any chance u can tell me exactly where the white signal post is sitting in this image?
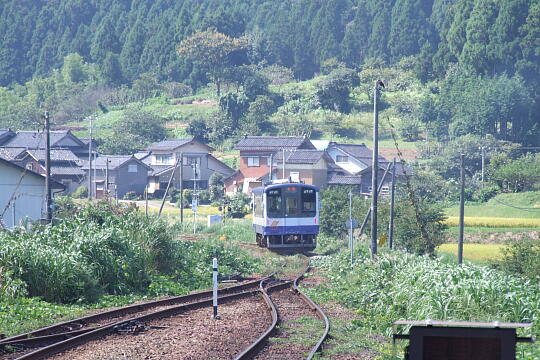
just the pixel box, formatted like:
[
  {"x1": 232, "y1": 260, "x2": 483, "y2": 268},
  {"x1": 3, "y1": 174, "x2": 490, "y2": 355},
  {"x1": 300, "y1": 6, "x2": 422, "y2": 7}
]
[{"x1": 212, "y1": 257, "x2": 219, "y2": 319}]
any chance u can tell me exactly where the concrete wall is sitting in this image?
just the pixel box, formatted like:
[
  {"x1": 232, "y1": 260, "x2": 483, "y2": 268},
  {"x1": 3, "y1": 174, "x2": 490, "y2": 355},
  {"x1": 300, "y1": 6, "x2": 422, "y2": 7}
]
[{"x1": 0, "y1": 162, "x2": 45, "y2": 228}]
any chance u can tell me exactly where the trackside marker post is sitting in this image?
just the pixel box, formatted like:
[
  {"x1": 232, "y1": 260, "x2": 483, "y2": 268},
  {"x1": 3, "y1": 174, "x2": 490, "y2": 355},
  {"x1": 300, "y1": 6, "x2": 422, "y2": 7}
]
[{"x1": 212, "y1": 258, "x2": 219, "y2": 319}]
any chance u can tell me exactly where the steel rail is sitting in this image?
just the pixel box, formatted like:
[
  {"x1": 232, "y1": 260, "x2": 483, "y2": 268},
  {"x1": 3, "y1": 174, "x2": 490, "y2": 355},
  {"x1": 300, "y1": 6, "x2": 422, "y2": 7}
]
[
  {"x1": 232, "y1": 279, "x2": 289, "y2": 360},
  {"x1": 233, "y1": 263, "x2": 330, "y2": 360},
  {"x1": 293, "y1": 267, "x2": 331, "y2": 360},
  {"x1": 15, "y1": 286, "x2": 267, "y2": 360},
  {"x1": 2, "y1": 276, "x2": 270, "y2": 346}
]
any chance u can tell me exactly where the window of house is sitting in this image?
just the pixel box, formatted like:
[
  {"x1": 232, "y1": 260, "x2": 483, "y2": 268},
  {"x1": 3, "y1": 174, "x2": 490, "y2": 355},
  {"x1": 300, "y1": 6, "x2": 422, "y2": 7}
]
[
  {"x1": 128, "y1": 164, "x2": 138, "y2": 172},
  {"x1": 186, "y1": 156, "x2": 201, "y2": 165},
  {"x1": 247, "y1": 157, "x2": 260, "y2": 167},
  {"x1": 25, "y1": 163, "x2": 33, "y2": 171},
  {"x1": 155, "y1": 154, "x2": 173, "y2": 165},
  {"x1": 290, "y1": 171, "x2": 300, "y2": 182},
  {"x1": 96, "y1": 183, "x2": 104, "y2": 191},
  {"x1": 336, "y1": 155, "x2": 349, "y2": 163}
]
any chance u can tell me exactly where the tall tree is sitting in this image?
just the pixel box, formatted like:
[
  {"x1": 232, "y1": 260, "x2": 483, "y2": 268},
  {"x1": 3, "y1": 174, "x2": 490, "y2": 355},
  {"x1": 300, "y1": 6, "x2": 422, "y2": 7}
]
[{"x1": 177, "y1": 29, "x2": 248, "y2": 97}]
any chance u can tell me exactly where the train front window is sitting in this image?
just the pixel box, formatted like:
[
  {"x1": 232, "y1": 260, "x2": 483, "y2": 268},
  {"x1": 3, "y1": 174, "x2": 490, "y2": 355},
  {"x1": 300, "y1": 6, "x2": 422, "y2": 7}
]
[
  {"x1": 266, "y1": 189, "x2": 282, "y2": 217},
  {"x1": 285, "y1": 196, "x2": 299, "y2": 215},
  {"x1": 301, "y1": 188, "x2": 316, "y2": 216}
]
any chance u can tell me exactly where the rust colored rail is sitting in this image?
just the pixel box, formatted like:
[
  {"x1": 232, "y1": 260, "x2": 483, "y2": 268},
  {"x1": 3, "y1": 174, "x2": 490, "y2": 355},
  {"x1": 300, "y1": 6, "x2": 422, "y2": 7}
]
[
  {"x1": 233, "y1": 264, "x2": 330, "y2": 360},
  {"x1": 232, "y1": 279, "x2": 289, "y2": 360},
  {"x1": 15, "y1": 287, "x2": 266, "y2": 360},
  {"x1": 293, "y1": 268, "x2": 331, "y2": 360}
]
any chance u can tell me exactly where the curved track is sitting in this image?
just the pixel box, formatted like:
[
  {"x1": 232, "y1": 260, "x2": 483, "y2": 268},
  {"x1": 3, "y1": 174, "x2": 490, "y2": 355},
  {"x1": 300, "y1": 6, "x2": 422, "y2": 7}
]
[
  {"x1": 233, "y1": 265, "x2": 330, "y2": 360},
  {"x1": 0, "y1": 277, "x2": 269, "y2": 359},
  {"x1": 2, "y1": 260, "x2": 329, "y2": 360}
]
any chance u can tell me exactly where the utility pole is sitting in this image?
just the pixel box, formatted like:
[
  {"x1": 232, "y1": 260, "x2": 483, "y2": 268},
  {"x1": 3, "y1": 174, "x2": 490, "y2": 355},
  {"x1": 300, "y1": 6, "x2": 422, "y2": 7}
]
[
  {"x1": 282, "y1": 148, "x2": 285, "y2": 180},
  {"x1": 481, "y1": 146, "x2": 485, "y2": 188},
  {"x1": 349, "y1": 190, "x2": 353, "y2": 265},
  {"x1": 105, "y1": 157, "x2": 109, "y2": 199},
  {"x1": 458, "y1": 154, "x2": 465, "y2": 265},
  {"x1": 43, "y1": 111, "x2": 52, "y2": 224},
  {"x1": 179, "y1": 152, "x2": 184, "y2": 224},
  {"x1": 269, "y1": 153, "x2": 273, "y2": 182},
  {"x1": 159, "y1": 158, "x2": 180, "y2": 216},
  {"x1": 193, "y1": 162, "x2": 198, "y2": 234},
  {"x1": 359, "y1": 162, "x2": 392, "y2": 235},
  {"x1": 388, "y1": 158, "x2": 396, "y2": 250},
  {"x1": 87, "y1": 115, "x2": 93, "y2": 201},
  {"x1": 145, "y1": 185, "x2": 148, "y2": 217},
  {"x1": 370, "y1": 80, "x2": 382, "y2": 258}
]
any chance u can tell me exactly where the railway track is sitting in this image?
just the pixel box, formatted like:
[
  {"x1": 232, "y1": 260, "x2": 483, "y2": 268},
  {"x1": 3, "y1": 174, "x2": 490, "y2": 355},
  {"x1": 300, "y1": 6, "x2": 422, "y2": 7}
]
[
  {"x1": 0, "y1": 277, "x2": 269, "y2": 359},
  {"x1": 2, "y1": 259, "x2": 329, "y2": 360},
  {"x1": 233, "y1": 265, "x2": 330, "y2": 360}
]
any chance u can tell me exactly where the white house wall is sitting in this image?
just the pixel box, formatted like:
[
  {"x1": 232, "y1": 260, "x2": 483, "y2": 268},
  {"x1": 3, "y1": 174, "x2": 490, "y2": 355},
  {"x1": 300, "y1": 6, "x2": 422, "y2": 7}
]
[
  {"x1": 326, "y1": 147, "x2": 368, "y2": 174},
  {"x1": 0, "y1": 164, "x2": 45, "y2": 228}
]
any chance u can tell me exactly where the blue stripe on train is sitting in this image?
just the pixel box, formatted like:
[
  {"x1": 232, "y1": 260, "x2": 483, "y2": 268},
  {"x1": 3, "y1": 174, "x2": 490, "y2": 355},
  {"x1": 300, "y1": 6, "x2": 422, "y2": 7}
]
[{"x1": 253, "y1": 224, "x2": 320, "y2": 236}]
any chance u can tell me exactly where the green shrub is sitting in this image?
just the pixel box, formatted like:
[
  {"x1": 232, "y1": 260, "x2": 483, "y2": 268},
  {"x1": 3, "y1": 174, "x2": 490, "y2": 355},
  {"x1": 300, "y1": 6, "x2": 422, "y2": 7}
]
[
  {"x1": 499, "y1": 235, "x2": 540, "y2": 280},
  {"x1": 123, "y1": 191, "x2": 141, "y2": 200},
  {"x1": 72, "y1": 186, "x2": 88, "y2": 199},
  {"x1": 228, "y1": 193, "x2": 250, "y2": 218},
  {"x1": 310, "y1": 250, "x2": 540, "y2": 359},
  {"x1": 474, "y1": 184, "x2": 500, "y2": 202},
  {"x1": 0, "y1": 201, "x2": 259, "y2": 304}
]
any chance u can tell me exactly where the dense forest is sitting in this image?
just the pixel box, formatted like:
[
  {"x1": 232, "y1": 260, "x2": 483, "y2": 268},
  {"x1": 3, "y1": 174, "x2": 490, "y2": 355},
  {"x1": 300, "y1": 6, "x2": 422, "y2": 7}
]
[
  {"x1": 0, "y1": 0, "x2": 538, "y2": 146},
  {"x1": 0, "y1": 0, "x2": 538, "y2": 85}
]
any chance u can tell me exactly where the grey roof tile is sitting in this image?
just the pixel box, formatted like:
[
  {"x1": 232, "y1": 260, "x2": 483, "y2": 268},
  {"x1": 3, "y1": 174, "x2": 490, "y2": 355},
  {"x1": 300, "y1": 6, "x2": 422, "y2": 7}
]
[
  {"x1": 147, "y1": 139, "x2": 194, "y2": 151},
  {"x1": 2, "y1": 130, "x2": 83, "y2": 149},
  {"x1": 234, "y1": 136, "x2": 315, "y2": 151},
  {"x1": 26, "y1": 149, "x2": 80, "y2": 162},
  {"x1": 327, "y1": 173, "x2": 363, "y2": 185},
  {"x1": 0, "y1": 147, "x2": 26, "y2": 160},
  {"x1": 51, "y1": 166, "x2": 85, "y2": 176},
  {"x1": 273, "y1": 150, "x2": 326, "y2": 164}
]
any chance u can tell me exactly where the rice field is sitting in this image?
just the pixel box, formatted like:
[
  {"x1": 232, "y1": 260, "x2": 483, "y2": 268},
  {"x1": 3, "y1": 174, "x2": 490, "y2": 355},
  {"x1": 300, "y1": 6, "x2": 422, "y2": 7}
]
[
  {"x1": 444, "y1": 216, "x2": 540, "y2": 228},
  {"x1": 437, "y1": 243, "x2": 505, "y2": 262}
]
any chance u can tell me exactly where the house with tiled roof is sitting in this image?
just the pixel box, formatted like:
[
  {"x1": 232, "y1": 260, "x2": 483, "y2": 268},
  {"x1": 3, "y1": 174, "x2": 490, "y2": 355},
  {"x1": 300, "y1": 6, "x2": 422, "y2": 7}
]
[
  {"x1": 0, "y1": 130, "x2": 93, "y2": 159},
  {"x1": 0, "y1": 157, "x2": 64, "y2": 229},
  {"x1": 12, "y1": 149, "x2": 85, "y2": 193},
  {"x1": 143, "y1": 138, "x2": 234, "y2": 196},
  {"x1": 325, "y1": 141, "x2": 411, "y2": 195},
  {"x1": 226, "y1": 135, "x2": 316, "y2": 194},
  {"x1": 81, "y1": 155, "x2": 153, "y2": 199},
  {"x1": 271, "y1": 150, "x2": 336, "y2": 187}
]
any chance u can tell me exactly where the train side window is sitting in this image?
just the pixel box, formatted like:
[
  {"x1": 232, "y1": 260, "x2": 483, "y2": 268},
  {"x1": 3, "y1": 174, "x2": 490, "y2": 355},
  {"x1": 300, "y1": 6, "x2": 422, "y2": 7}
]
[
  {"x1": 266, "y1": 189, "x2": 282, "y2": 217},
  {"x1": 254, "y1": 194, "x2": 264, "y2": 217},
  {"x1": 301, "y1": 188, "x2": 316, "y2": 216}
]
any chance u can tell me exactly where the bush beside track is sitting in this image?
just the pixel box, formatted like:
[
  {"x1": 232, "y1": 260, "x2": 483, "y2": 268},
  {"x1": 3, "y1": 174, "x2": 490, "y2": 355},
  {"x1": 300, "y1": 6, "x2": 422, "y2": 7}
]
[
  {"x1": 0, "y1": 200, "x2": 259, "y2": 336},
  {"x1": 306, "y1": 247, "x2": 540, "y2": 359}
]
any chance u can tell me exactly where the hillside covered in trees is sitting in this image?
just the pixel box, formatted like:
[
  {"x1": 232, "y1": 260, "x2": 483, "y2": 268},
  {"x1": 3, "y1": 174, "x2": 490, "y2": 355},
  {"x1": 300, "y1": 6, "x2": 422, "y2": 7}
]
[
  {"x1": 0, "y1": 0, "x2": 538, "y2": 147},
  {"x1": 0, "y1": 0, "x2": 538, "y2": 86}
]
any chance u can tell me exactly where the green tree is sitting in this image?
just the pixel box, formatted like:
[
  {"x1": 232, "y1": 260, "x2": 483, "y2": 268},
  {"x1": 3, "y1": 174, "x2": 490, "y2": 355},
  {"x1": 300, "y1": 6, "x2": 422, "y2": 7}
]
[
  {"x1": 99, "y1": 105, "x2": 167, "y2": 154},
  {"x1": 61, "y1": 53, "x2": 88, "y2": 84},
  {"x1": 177, "y1": 29, "x2": 248, "y2": 97},
  {"x1": 316, "y1": 68, "x2": 359, "y2": 113}
]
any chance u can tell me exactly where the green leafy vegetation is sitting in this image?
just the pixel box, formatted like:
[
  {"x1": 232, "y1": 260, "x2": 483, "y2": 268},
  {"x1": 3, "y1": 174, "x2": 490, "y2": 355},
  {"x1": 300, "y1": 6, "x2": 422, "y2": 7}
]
[
  {"x1": 0, "y1": 201, "x2": 258, "y2": 304},
  {"x1": 307, "y1": 247, "x2": 540, "y2": 359}
]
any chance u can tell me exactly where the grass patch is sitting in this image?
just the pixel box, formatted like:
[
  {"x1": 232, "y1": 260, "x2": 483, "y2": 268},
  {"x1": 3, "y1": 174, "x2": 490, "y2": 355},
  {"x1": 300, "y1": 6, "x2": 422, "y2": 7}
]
[
  {"x1": 437, "y1": 243, "x2": 504, "y2": 262},
  {"x1": 445, "y1": 192, "x2": 540, "y2": 219},
  {"x1": 446, "y1": 226, "x2": 538, "y2": 235}
]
